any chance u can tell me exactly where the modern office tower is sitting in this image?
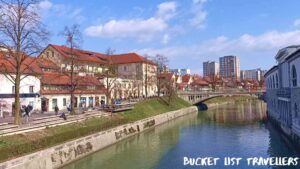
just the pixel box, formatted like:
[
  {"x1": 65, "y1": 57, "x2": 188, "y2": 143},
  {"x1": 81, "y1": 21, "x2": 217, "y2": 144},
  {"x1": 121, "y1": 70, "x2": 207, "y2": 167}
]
[
  {"x1": 219, "y1": 56, "x2": 240, "y2": 79},
  {"x1": 203, "y1": 61, "x2": 219, "y2": 77}
]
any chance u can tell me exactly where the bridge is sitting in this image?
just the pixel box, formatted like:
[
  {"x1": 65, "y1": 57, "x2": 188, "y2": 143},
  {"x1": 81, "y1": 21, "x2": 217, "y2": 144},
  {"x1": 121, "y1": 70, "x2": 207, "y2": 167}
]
[{"x1": 178, "y1": 90, "x2": 265, "y2": 105}]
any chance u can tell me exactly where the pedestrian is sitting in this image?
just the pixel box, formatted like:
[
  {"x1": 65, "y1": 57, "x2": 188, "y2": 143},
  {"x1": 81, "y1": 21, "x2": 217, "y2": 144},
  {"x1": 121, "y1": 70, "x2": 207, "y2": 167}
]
[
  {"x1": 54, "y1": 105, "x2": 59, "y2": 115},
  {"x1": 100, "y1": 100, "x2": 105, "y2": 109},
  {"x1": 0, "y1": 104, "x2": 3, "y2": 118},
  {"x1": 24, "y1": 105, "x2": 30, "y2": 123},
  {"x1": 59, "y1": 112, "x2": 67, "y2": 120}
]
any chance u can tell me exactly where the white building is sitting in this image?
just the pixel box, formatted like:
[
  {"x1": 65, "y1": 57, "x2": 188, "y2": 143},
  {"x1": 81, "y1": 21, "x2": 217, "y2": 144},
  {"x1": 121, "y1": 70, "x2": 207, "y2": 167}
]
[
  {"x1": 265, "y1": 45, "x2": 300, "y2": 147},
  {"x1": 0, "y1": 57, "x2": 42, "y2": 116},
  {"x1": 170, "y1": 69, "x2": 191, "y2": 76},
  {"x1": 240, "y1": 69, "x2": 262, "y2": 81}
]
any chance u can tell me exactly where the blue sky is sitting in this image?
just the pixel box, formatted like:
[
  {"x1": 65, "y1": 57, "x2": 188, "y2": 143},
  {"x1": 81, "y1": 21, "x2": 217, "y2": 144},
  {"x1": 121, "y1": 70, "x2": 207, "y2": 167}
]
[{"x1": 39, "y1": 0, "x2": 300, "y2": 74}]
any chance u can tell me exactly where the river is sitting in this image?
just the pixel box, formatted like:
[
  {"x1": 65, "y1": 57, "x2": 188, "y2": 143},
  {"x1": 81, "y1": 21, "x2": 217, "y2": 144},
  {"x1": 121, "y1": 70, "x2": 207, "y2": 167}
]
[{"x1": 61, "y1": 100, "x2": 300, "y2": 169}]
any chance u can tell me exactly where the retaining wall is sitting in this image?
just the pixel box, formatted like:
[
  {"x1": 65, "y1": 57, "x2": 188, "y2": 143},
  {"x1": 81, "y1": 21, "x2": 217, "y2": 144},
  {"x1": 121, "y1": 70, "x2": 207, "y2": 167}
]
[{"x1": 0, "y1": 106, "x2": 198, "y2": 169}]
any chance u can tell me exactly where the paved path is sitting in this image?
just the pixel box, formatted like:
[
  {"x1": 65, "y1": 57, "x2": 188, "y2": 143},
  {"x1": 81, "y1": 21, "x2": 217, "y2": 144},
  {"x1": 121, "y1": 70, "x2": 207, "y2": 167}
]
[{"x1": 0, "y1": 110, "x2": 111, "y2": 136}]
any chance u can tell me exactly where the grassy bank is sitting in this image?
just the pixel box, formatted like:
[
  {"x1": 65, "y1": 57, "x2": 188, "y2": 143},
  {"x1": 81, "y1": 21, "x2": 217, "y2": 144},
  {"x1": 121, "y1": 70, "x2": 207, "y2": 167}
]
[
  {"x1": 0, "y1": 97, "x2": 191, "y2": 162},
  {"x1": 203, "y1": 95, "x2": 258, "y2": 104}
]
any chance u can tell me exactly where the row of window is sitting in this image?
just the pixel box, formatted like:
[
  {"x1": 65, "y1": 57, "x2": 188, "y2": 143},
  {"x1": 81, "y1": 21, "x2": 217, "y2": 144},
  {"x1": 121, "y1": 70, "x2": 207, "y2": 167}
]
[
  {"x1": 12, "y1": 86, "x2": 34, "y2": 93},
  {"x1": 266, "y1": 65, "x2": 298, "y2": 89},
  {"x1": 266, "y1": 73, "x2": 279, "y2": 89}
]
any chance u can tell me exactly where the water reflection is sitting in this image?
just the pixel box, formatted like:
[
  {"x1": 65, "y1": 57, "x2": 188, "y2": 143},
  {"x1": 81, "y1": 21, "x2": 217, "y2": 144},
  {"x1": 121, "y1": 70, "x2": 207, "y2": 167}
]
[
  {"x1": 206, "y1": 101, "x2": 267, "y2": 124},
  {"x1": 61, "y1": 113, "x2": 198, "y2": 169},
  {"x1": 61, "y1": 100, "x2": 299, "y2": 169}
]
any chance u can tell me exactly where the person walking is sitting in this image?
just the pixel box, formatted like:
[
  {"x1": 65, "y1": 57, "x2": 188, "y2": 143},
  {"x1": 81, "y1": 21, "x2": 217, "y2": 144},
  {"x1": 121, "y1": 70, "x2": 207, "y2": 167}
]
[
  {"x1": 54, "y1": 105, "x2": 59, "y2": 115},
  {"x1": 0, "y1": 104, "x2": 3, "y2": 118}
]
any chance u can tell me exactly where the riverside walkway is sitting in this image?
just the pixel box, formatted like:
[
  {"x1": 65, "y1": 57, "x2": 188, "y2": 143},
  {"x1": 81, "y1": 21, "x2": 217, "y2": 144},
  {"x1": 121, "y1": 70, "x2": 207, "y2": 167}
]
[{"x1": 0, "y1": 110, "x2": 110, "y2": 136}]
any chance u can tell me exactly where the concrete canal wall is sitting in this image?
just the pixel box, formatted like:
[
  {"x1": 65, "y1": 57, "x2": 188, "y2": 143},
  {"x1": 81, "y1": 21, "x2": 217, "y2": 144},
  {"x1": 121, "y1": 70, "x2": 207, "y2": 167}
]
[{"x1": 0, "y1": 106, "x2": 198, "y2": 169}]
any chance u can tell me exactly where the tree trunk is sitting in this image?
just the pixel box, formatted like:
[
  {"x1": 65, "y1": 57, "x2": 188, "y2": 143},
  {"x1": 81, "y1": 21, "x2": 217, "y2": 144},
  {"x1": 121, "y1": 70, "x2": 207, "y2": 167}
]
[
  {"x1": 14, "y1": 72, "x2": 21, "y2": 125},
  {"x1": 70, "y1": 92, "x2": 75, "y2": 115}
]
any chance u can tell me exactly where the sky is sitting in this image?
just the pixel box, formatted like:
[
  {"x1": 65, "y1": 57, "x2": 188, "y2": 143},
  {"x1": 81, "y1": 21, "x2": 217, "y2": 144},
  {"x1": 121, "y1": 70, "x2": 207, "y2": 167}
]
[{"x1": 38, "y1": 0, "x2": 300, "y2": 74}]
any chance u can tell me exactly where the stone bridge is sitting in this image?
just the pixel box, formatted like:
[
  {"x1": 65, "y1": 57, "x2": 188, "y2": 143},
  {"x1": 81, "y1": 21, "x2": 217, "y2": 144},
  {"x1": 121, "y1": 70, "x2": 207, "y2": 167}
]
[{"x1": 178, "y1": 90, "x2": 265, "y2": 105}]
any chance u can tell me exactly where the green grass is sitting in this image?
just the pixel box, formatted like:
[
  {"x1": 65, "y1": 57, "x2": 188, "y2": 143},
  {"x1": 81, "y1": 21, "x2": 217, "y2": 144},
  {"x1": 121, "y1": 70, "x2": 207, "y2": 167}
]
[
  {"x1": 0, "y1": 96, "x2": 191, "y2": 162},
  {"x1": 203, "y1": 95, "x2": 257, "y2": 104}
]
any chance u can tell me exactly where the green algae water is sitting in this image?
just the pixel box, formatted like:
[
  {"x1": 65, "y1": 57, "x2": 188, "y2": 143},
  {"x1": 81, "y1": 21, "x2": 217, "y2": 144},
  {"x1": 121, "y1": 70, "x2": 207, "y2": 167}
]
[{"x1": 61, "y1": 100, "x2": 300, "y2": 169}]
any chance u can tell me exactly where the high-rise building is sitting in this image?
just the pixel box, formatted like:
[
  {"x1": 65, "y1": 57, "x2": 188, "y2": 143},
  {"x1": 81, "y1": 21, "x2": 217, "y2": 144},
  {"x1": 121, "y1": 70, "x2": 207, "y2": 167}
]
[
  {"x1": 219, "y1": 56, "x2": 240, "y2": 79},
  {"x1": 203, "y1": 61, "x2": 219, "y2": 77},
  {"x1": 170, "y1": 68, "x2": 191, "y2": 75},
  {"x1": 240, "y1": 68, "x2": 268, "y2": 81},
  {"x1": 240, "y1": 69, "x2": 261, "y2": 81}
]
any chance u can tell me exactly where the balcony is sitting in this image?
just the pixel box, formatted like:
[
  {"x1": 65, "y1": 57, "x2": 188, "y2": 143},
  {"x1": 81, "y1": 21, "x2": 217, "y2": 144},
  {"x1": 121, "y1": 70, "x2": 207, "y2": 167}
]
[{"x1": 276, "y1": 88, "x2": 291, "y2": 98}]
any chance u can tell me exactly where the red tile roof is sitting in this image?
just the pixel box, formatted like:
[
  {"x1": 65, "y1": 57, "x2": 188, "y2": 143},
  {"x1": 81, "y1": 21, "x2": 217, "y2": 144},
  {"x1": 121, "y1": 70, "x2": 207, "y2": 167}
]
[
  {"x1": 49, "y1": 44, "x2": 156, "y2": 66},
  {"x1": 40, "y1": 89, "x2": 105, "y2": 95},
  {"x1": 109, "y1": 53, "x2": 156, "y2": 65},
  {"x1": 0, "y1": 54, "x2": 43, "y2": 75},
  {"x1": 41, "y1": 72, "x2": 101, "y2": 86},
  {"x1": 182, "y1": 75, "x2": 191, "y2": 83},
  {"x1": 190, "y1": 79, "x2": 209, "y2": 86},
  {"x1": 159, "y1": 72, "x2": 174, "y2": 81},
  {"x1": 36, "y1": 58, "x2": 59, "y2": 70},
  {"x1": 49, "y1": 44, "x2": 107, "y2": 64}
]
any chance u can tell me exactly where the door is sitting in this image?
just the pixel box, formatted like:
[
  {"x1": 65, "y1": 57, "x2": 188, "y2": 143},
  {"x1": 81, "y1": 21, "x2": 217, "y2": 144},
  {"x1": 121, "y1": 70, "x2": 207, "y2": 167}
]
[{"x1": 41, "y1": 98, "x2": 49, "y2": 112}]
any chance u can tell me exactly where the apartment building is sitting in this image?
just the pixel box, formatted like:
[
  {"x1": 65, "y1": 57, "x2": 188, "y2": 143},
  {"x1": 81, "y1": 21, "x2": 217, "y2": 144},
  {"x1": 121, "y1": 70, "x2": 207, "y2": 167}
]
[{"x1": 219, "y1": 56, "x2": 240, "y2": 80}]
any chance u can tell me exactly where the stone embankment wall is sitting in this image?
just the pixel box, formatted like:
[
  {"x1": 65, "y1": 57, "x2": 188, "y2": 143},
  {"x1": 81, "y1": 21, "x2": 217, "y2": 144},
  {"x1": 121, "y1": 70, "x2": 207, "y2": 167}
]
[{"x1": 0, "y1": 106, "x2": 198, "y2": 169}]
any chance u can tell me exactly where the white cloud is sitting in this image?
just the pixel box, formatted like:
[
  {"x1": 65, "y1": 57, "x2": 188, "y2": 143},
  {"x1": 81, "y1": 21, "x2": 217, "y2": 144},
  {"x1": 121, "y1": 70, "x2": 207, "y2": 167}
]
[
  {"x1": 190, "y1": 0, "x2": 207, "y2": 29},
  {"x1": 84, "y1": 1, "x2": 177, "y2": 41},
  {"x1": 135, "y1": 30, "x2": 300, "y2": 72},
  {"x1": 294, "y1": 19, "x2": 300, "y2": 27},
  {"x1": 156, "y1": 1, "x2": 177, "y2": 20},
  {"x1": 85, "y1": 18, "x2": 167, "y2": 41},
  {"x1": 38, "y1": 0, "x2": 53, "y2": 11},
  {"x1": 162, "y1": 34, "x2": 170, "y2": 44}
]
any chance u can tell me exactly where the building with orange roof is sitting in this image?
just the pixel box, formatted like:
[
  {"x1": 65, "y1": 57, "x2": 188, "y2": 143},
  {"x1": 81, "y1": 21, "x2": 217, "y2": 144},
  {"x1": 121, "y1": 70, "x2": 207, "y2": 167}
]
[
  {"x1": 39, "y1": 44, "x2": 158, "y2": 99},
  {"x1": 0, "y1": 55, "x2": 42, "y2": 116},
  {"x1": 40, "y1": 72, "x2": 106, "y2": 112}
]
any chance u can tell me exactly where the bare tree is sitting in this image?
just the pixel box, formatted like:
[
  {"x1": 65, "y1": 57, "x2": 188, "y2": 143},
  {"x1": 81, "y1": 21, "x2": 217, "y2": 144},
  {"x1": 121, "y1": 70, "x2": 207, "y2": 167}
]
[
  {"x1": 0, "y1": 0, "x2": 49, "y2": 124},
  {"x1": 60, "y1": 24, "x2": 82, "y2": 115},
  {"x1": 102, "y1": 48, "x2": 117, "y2": 104},
  {"x1": 153, "y1": 54, "x2": 168, "y2": 97}
]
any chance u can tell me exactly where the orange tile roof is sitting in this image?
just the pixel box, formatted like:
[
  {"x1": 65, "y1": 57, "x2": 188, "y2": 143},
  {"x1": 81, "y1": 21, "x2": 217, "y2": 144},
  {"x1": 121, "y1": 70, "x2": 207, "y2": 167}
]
[
  {"x1": 182, "y1": 75, "x2": 191, "y2": 83},
  {"x1": 191, "y1": 79, "x2": 209, "y2": 86},
  {"x1": 40, "y1": 89, "x2": 105, "y2": 95},
  {"x1": 49, "y1": 44, "x2": 107, "y2": 64},
  {"x1": 0, "y1": 54, "x2": 43, "y2": 75},
  {"x1": 109, "y1": 53, "x2": 156, "y2": 65},
  {"x1": 36, "y1": 58, "x2": 59, "y2": 70},
  {"x1": 41, "y1": 72, "x2": 102, "y2": 86}
]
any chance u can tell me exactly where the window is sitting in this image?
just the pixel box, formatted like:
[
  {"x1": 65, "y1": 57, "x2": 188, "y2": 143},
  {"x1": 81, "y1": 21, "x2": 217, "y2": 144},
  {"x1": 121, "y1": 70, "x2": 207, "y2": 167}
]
[
  {"x1": 295, "y1": 103, "x2": 298, "y2": 118},
  {"x1": 292, "y1": 65, "x2": 297, "y2": 87},
  {"x1": 124, "y1": 66, "x2": 127, "y2": 71},
  {"x1": 29, "y1": 86, "x2": 34, "y2": 93},
  {"x1": 272, "y1": 76, "x2": 275, "y2": 89},
  {"x1": 52, "y1": 99, "x2": 57, "y2": 110},
  {"x1": 12, "y1": 86, "x2": 15, "y2": 94},
  {"x1": 46, "y1": 52, "x2": 49, "y2": 58},
  {"x1": 63, "y1": 98, "x2": 67, "y2": 106},
  {"x1": 276, "y1": 74, "x2": 279, "y2": 88},
  {"x1": 52, "y1": 51, "x2": 54, "y2": 58}
]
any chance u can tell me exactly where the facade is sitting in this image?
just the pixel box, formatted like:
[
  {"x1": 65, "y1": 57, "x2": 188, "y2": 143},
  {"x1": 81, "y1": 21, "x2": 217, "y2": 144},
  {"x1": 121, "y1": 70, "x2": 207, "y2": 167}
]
[
  {"x1": 203, "y1": 61, "x2": 219, "y2": 77},
  {"x1": 0, "y1": 56, "x2": 42, "y2": 116},
  {"x1": 39, "y1": 45, "x2": 158, "y2": 99},
  {"x1": 219, "y1": 56, "x2": 240, "y2": 80},
  {"x1": 265, "y1": 45, "x2": 300, "y2": 147},
  {"x1": 170, "y1": 69, "x2": 191, "y2": 76},
  {"x1": 39, "y1": 44, "x2": 107, "y2": 76},
  {"x1": 240, "y1": 69, "x2": 262, "y2": 81},
  {"x1": 110, "y1": 53, "x2": 158, "y2": 97},
  {"x1": 40, "y1": 72, "x2": 106, "y2": 112}
]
